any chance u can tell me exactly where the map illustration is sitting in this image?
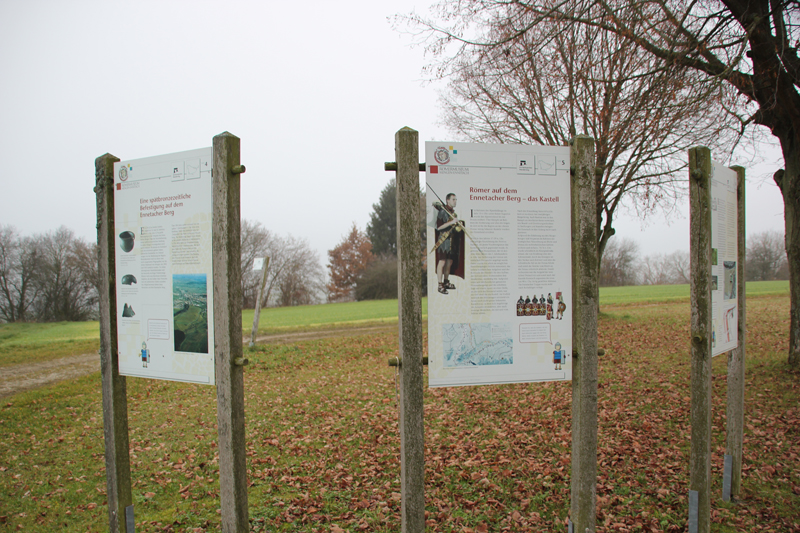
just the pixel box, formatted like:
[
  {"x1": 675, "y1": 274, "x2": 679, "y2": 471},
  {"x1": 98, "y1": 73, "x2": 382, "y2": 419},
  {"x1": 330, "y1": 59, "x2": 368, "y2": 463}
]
[
  {"x1": 538, "y1": 156, "x2": 556, "y2": 175},
  {"x1": 173, "y1": 273, "x2": 209, "y2": 353},
  {"x1": 186, "y1": 160, "x2": 201, "y2": 180},
  {"x1": 442, "y1": 323, "x2": 513, "y2": 367}
]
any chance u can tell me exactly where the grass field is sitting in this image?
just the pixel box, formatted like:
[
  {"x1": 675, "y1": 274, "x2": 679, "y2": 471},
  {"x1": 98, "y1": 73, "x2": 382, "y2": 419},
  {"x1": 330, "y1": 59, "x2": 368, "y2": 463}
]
[
  {"x1": 0, "y1": 281, "x2": 789, "y2": 368},
  {"x1": 242, "y1": 298, "x2": 429, "y2": 334},
  {"x1": 0, "y1": 321, "x2": 100, "y2": 367},
  {"x1": 0, "y1": 288, "x2": 798, "y2": 531},
  {"x1": 598, "y1": 279, "x2": 790, "y2": 306}
]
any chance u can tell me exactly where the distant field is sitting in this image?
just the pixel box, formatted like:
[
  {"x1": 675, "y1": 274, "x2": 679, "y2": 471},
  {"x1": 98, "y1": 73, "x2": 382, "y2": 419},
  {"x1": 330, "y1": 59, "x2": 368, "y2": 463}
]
[
  {"x1": 244, "y1": 298, "x2": 429, "y2": 335},
  {"x1": 0, "y1": 321, "x2": 99, "y2": 367},
  {"x1": 600, "y1": 279, "x2": 789, "y2": 306},
  {"x1": 0, "y1": 280, "x2": 789, "y2": 367}
]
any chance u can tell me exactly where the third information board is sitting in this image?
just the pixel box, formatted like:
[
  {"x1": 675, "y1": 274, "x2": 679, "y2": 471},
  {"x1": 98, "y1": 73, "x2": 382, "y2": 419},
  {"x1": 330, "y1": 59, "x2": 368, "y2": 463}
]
[
  {"x1": 426, "y1": 142, "x2": 572, "y2": 387},
  {"x1": 710, "y1": 161, "x2": 739, "y2": 357}
]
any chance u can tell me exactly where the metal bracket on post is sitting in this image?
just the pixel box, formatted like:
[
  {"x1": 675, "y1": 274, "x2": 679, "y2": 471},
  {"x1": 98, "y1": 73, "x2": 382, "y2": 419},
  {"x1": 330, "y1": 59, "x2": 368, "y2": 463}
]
[
  {"x1": 385, "y1": 162, "x2": 426, "y2": 172},
  {"x1": 688, "y1": 490, "x2": 699, "y2": 533},
  {"x1": 722, "y1": 454, "x2": 733, "y2": 502},
  {"x1": 125, "y1": 505, "x2": 135, "y2": 533},
  {"x1": 388, "y1": 356, "x2": 428, "y2": 367}
]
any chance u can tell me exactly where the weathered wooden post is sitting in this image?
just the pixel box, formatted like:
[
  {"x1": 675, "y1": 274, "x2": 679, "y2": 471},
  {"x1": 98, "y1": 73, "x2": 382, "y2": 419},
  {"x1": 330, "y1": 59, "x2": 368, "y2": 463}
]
[
  {"x1": 724, "y1": 166, "x2": 746, "y2": 501},
  {"x1": 249, "y1": 257, "x2": 270, "y2": 348},
  {"x1": 569, "y1": 135, "x2": 599, "y2": 533},
  {"x1": 95, "y1": 153, "x2": 134, "y2": 533},
  {"x1": 212, "y1": 132, "x2": 249, "y2": 532},
  {"x1": 689, "y1": 146, "x2": 712, "y2": 533},
  {"x1": 395, "y1": 127, "x2": 425, "y2": 533}
]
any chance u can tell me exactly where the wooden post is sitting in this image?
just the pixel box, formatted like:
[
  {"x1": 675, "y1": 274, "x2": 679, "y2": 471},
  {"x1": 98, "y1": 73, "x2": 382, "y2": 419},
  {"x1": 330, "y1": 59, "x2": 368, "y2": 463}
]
[
  {"x1": 395, "y1": 127, "x2": 425, "y2": 533},
  {"x1": 95, "y1": 153, "x2": 133, "y2": 533},
  {"x1": 249, "y1": 257, "x2": 270, "y2": 348},
  {"x1": 689, "y1": 146, "x2": 712, "y2": 533},
  {"x1": 569, "y1": 135, "x2": 599, "y2": 533},
  {"x1": 212, "y1": 132, "x2": 249, "y2": 532},
  {"x1": 725, "y1": 166, "x2": 746, "y2": 500}
]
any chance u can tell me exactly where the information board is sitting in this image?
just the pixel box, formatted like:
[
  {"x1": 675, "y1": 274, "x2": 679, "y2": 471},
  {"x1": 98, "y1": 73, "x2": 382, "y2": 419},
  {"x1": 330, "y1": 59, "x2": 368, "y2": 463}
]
[
  {"x1": 426, "y1": 142, "x2": 572, "y2": 387},
  {"x1": 113, "y1": 148, "x2": 215, "y2": 384},
  {"x1": 710, "y1": 161, "x2": 739, "y2": 357}
]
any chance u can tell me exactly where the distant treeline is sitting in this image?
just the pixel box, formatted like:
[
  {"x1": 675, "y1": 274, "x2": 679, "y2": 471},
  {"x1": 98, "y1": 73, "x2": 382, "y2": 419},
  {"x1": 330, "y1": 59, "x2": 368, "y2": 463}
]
[
  {"x1": 0, "y1": 226, "x2": 98, "y2": 323},
  {"x1": 599, "y1": 230, "x2": 788, "y2": 287}
]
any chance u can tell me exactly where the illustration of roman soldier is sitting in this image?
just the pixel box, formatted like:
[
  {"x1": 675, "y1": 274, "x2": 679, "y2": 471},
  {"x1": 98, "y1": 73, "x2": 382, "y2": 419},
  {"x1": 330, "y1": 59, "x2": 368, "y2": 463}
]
[{"x1": 432, "y1": 193, "x2": 466, "y2": 295}]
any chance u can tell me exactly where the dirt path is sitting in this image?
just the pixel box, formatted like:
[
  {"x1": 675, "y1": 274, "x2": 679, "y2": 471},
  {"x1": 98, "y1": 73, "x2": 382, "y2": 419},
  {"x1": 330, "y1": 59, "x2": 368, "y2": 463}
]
[
  {"x1": 0, "y1": 353, "x2": 99, "y2": 399},
  {"x1": 0, "y1": 324, "x2": 397, "y2": 399}
]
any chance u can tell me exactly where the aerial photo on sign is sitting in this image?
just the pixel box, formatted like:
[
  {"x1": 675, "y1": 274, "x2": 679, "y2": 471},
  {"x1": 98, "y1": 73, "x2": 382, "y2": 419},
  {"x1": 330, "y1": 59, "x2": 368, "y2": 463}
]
[
  {"x1": 172, "y1": 273, "x2": 209, "y2": 353},
  {"x1": 426, "y1": 142, "x2": 572, "y2": 388}
]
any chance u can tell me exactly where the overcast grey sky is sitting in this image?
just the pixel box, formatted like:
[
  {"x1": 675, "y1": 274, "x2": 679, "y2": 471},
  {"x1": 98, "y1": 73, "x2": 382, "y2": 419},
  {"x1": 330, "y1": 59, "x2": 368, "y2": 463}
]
[{"x1": 0, "y1": 0, "x2": 787, "y2": 269}]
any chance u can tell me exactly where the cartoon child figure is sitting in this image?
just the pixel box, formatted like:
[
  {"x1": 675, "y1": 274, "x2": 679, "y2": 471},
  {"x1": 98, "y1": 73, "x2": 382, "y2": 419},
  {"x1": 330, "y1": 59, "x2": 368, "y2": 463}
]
[
  {"x1": 553, "y1": 342, "x2": 564, "y2": 370},
  {"x1": 141, "y1": 341, "x2": 150, "y2": 368}
]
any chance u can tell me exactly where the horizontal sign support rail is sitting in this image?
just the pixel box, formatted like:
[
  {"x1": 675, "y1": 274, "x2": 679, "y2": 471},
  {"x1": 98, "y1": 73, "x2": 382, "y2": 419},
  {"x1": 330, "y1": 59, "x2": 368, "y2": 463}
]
[{"x1": 385, "y1": 161, "x2": 426, "y2": 172}]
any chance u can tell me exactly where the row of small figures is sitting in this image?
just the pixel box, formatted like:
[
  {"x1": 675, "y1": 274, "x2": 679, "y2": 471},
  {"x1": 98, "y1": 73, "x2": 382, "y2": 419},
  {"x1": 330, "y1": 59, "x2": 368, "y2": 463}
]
[{"x1": 517, "y1": 302, "x2": 553, "y2": 317}]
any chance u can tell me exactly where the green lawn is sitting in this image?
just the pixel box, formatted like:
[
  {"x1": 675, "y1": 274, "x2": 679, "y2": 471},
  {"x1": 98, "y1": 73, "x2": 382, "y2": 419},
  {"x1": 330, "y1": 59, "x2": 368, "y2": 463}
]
[
  {"x1": 0, "y1": 280, "x2": 789, "y2": 367},
  {"x1": 243, "y1": 297, "x2": 429, "y2": 335},
  {"x1": 599, "y1": 279, "x2": 789, "y2": 306},
  {"x1": 0, "y1": 293, "x2": 796, "y2": 531},
  {"x1": 0, "y1": 321, "x2": 100, "y2": 367}
]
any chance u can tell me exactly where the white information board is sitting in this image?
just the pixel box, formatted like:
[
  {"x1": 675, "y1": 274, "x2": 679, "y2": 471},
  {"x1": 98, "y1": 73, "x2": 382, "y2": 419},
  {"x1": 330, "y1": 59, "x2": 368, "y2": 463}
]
[
  {"x1": 710, "y1": 161, "x2": 739, "y2": 357},
  {"x1": 113, "y1": 148, "x2": 215, "y2": 384},
  {"x1": 426, "y1": 142, "x2": 572, "y2": 387}
]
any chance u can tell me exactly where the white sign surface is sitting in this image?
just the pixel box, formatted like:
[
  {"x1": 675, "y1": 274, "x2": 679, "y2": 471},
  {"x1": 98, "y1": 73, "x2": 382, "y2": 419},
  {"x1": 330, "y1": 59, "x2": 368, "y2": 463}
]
[
  {"x1": 114, "y1": 148, "x2": 215, "y2": 384},
  {"x1": 426, "y1": 142, "x2": 572, "y2": 387},
  {"x1": 710, "y1": 161, "x2": 739, "y2": 357}
]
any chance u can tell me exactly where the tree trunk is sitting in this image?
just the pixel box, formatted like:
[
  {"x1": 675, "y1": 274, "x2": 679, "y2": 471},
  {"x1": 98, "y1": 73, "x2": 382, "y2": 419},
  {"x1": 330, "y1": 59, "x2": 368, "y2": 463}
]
[{"x1": 774, "y1": 137, "x2": 800, "y2": 369}]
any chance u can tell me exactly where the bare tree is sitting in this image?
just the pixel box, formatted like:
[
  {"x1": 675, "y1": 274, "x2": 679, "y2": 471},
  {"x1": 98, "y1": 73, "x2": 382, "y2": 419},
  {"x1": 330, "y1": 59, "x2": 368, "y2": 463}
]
[
  {"x1": 469, "y1": 0, "x2": 800, "y2": 368},
  {"x1": 639, "y1": 253, "x2": 673, "y2": 285},
  {"x1": 599, "y1": 237, "x2": 640, "y2": 286},
  {"x1": 240, "y1": 219, "x2": 325, "y2": 308},
  {"x1": 240, "y1": 219, "x2": 280, "y2": 308},
  {"x1": 638, "y1": 249, "x2": 691, "y2": 285},
  {"x1": 747, "y1": 230, "x2": 788, "y2": 281},
  {"x1": 31, "y1": 227, "x2": 97, "y2": 322},
  {"x1": 0, "y1": 225, "x2": 40, "y2": 322},
  {"x1": 277, "y1": 248, "x2": 326, "y2": 307},
  {"x1": 402, "y1": 1, "x2": 747, "y2": 263},
  {"x1": 667, "y1": 249, "x2": 691, "y2": 285}
]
